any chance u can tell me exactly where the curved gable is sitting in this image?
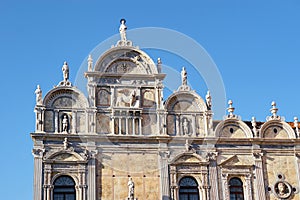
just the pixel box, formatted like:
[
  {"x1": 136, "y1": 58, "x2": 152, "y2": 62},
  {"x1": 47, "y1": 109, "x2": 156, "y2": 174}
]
[
  {"x1": 94, "y1": 47, "x2": 158, "y2": 75},
  {"x1": 260, "y1": 120, "x2": 295, "y2": 139},
  {"x1": 215, "y1": 118, "x2": 253, "y2": 138}
]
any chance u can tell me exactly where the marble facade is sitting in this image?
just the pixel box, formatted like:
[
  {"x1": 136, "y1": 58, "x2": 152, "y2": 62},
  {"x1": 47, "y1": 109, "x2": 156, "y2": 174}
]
[{"x1": 31, "y1": 20, "x2": 300, "y2": 200}]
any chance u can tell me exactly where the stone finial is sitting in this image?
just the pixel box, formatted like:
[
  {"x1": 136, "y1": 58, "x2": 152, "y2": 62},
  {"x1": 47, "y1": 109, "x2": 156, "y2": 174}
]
[
  {"x1": 294, "y1": 117, "x2": 299, "y2": 138},
  {"x1": 63, "y1": 138, "x2": 69, "y2": 150},
  {"x1": 35, "y1": 85, "x2": 43, "y2": 105},
  {"x1": 206, "y1": 90, "x2": 212, "y2": 109},
  {"x1": 88, "y1": 55, "x2": 93, "y2": 71},
  {"x1": 251, "y1": 117, "x2": 258, "y2": 137},
  {"x1": 119, "y1": 18, "x2": 127, "y2": 41},
  {"x1": 181, "y1": 67, "x2": 187, "y2": 85},
  {"x1": 227, "y1": 100, "x2": 235, "y2": 117},
  {"x1": 270, "y1": 101, "x2": 278, "y2": 117},
  {"x1": 157, "y1": 58, "x2": 162, "y2": 73},
  {"x1": 185, "y1": 139, "x2": 191, "y2": 152}
]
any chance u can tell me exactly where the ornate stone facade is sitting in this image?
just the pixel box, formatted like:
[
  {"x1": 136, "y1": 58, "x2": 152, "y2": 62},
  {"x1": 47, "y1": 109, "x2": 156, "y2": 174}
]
[{"x1": 31, "y1": 20, "x2": 300, "y2": 200}]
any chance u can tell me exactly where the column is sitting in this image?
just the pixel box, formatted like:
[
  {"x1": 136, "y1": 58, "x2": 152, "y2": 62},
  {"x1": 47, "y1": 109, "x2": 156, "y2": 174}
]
[
  {"x1": 72, "y1": 111, "x2": 77, "y2": 133},
  {"x1": 54, "y1": 110, "x2": 59, "y2": 133},
  {"x1": 111, "y1": 116, "x2": 115, "y2": 135},
  {"x1": 244, "y1": 174, "x2": 253, "y2": 200},
  {"x1": 110, "y1": 86, "x2": 115, "y2": 107},
  {"x1": 221, "y1": 173, "x2": 229, "y2": 200},
  {"x1": 126, "y1": 112, "x2": 129, "y2": 135},
  {"x1": 175, "y1": 115, "x2": 180, "y2": 136},
  {"x1": 139, "y1": 117, "x2": 142, "y2": 135},
  {"x1": 192, "y1": 114, "x2": 196, "y2": 136},
  {"x1": 201, "y1": 171, "x2": 209, "y2": 200},
  {"x1": 92, "y1": 110, "x2": 97, "y2": 133},
  {"x1": 87, "y1": 151, "x2": 97, "y2": 200},
  {"x1": 118, "y1": 118, "x2": 122, "y2": 135},
  {"x1": 208, "y1": 153, "x2": 220, "y2": 200},
  {"x1": 159, "y1": 151, "x2": 170, "y2": 200},
  {"x1": 253, "y1": 152, "x2": 266, "y2": 200},
  {"x1": 33, "y1": 148, "x2": 44, "y2": 200},
  {"x1": 82, "y1": 171, "x2": 87, "y2": 200},
  {"x1": 132, "y1": 117, "x2": 136, "y2": 135}
]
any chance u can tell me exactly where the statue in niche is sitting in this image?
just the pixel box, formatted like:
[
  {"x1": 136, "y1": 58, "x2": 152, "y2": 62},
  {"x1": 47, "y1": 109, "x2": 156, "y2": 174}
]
[
  {"x1": 181, "y1": 67, "x2": 187, "y2": 85},
  {"x1": 35, "y1": 85, "x2": 43, "y2": 105},
  {"x1": 275, "y1": 181, "x2": 291, "y2": 199},
  {"x1": 98, "y1": 90, "x2": 109, "y2": 105},
  {"x1": 128, "y1": 177, "x2": 135, "y2": 199},
  {"x1": 182, "y1": 118, "x2": 189, "y2": 135},
  {"x1": 119, "y1": 19, "x2": 127, "y2": 41},
  {"x1": 62, "y1": 115, "x2": 69, "y2": 133},
  {"x1": 62, "y1": 61, "x2": 69, "y2": 82}
]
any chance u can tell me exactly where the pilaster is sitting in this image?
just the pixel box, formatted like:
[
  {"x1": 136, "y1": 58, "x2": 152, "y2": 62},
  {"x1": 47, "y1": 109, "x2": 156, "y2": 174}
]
[
  {"x1": 159, "y1": 150, "x2": 170, "y2": 200},
  {"x1": 253, "y1": 151, "x2": 267, "y2": 200},
  {"x1": 32, "y1": 148, "x2": 44, "y2": 200}
]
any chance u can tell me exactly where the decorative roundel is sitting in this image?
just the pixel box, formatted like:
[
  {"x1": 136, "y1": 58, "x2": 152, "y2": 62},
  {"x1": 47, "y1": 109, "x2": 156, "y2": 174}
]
[{"x1": 274, "y1": 181, "x2": 292, "y2": 199}]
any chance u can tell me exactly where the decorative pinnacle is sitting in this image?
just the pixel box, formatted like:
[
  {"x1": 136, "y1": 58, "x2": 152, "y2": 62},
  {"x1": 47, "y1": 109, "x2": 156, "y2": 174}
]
[
  {"x1": 270, "y1": 101, "x2": 278, "y2": 117},
  {"x1": 294, "y1": 117, "x2": 299, "y2": 138},
  {"x1": 157, "y1": 58, "x2": 162, "y2": 73},
  {"x1": 181, "y1": 67, "x2": 187, "y2": 85},
  {"x1": 251, "y1": 117, "x2": 256, "y2": 125},
  {"x1": 294, "y1": 117, "x2": 299, "y2": 127},
  {"x1": 227, "y1": 100, "x2": 235, "y2": 116},
  {"x1": 157, "y1": 57, "x2": 162, "y2": 64},
  {"x1": 88, "y1": 55, "x2": 93, "y2": 71},
  {"x1": 206, "y1": 90, "x2": 212, "y2": 109},
  {"x1": 251, "y1": 117, "x2": 258, "y2": 137}
]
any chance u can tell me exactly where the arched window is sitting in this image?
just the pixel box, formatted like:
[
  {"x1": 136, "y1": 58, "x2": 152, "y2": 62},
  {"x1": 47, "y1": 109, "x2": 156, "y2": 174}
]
[
  {"x1": 179, "y1": 176, "x2": 199, "y2": 200},
  {"x1": 53, "y1": 175, "x2": 76, "y2": 200},
  {"x1": 229, "y1": 177, "x2": 244, "y2": 200}
]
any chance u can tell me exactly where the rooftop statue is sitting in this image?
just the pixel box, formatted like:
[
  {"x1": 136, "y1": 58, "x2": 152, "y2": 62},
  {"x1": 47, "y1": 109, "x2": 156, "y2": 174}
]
[{"x1": 119, "y1": 19, "x2": 127, "y2": 41}]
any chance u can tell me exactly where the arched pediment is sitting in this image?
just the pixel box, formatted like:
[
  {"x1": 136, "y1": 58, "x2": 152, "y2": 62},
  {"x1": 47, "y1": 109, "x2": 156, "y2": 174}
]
[
  {"x1": 170, "y1": 153, "x2": 203, "y2": 165},
  {"x1": 165, "y1": 91, "x2": 207, "y2": 113},
  {"x1": 43, "y1": 87, "x2": 88, "y2": 109},
  {"x1": 215, "y1": 118, "x2": 253, "y2": 138},
  {"x1": 94, "y1": 47, "x2": 157, "y2": 75},
  {"x1": 46, "y1": 151, "x2": 86, "y2": 162},
  {"x1": 260, "y1": 120, "x2": 295, "y2": 139}
]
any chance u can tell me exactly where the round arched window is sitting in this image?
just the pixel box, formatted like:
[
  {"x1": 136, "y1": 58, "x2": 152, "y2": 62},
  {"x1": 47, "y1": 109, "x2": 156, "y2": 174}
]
[
  {"x1": 179, "y1": 176, "x2": 199, "y2": 200},
  {"x1": 229, "y1": 177, "x2": 244, "y2": 200},
  {"x1": 53, "y1": 175, "x2": 76, "y2": 200}
]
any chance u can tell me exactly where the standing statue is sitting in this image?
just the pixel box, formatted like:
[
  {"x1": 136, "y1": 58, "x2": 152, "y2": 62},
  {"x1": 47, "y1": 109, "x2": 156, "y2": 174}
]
[
  {"x1": 35, "y1": 85, "x2": 43, "y2": 105},
  {"x1": 62, "y1": 61, "x2": 69, "y2": 82},
  {"x1": 128, "y1": 177, "x2": 135, "y2": 199},
  {"x1": 62, "y1": 115, "x2": 69, "y2": 133},
  {"x1": 119, "y1": 19, "x2": 127, "y2": 41},
  {"x1": 181, "y1": 67, "x2": 187, "y2": 85},
  {"x1": 182, "y1": 118, "x2": 189, "y2": 135},
  {"x1": 205, "y1": 90, "x2": 212, "y2": 109}
]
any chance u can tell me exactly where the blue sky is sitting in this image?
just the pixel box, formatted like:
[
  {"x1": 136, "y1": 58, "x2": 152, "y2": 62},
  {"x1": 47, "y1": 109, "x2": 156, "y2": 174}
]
[{"x1": 0, "y1": 1, "x2": 300, "y2": 199}]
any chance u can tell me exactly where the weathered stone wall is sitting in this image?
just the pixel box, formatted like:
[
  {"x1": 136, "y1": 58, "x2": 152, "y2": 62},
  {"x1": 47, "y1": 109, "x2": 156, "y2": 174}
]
[{"x1": 99, "y1": 152, "x2": 160, "y2": 200}]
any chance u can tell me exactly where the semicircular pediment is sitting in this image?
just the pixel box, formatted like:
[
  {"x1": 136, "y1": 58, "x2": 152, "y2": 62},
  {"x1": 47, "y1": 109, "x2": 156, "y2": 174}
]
[
  {"x1": 166, "y1": 92, "x2": 207, "y2": 112},
  {"x1": 43, "y1": 87, "x2": 88, "y2": 109},
  {"x1": 94, "y1": 47, "x2": 157, "y2": 75},
  {"x1": 46, "y1": 151, "x2": 85, "y2": 162}
]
